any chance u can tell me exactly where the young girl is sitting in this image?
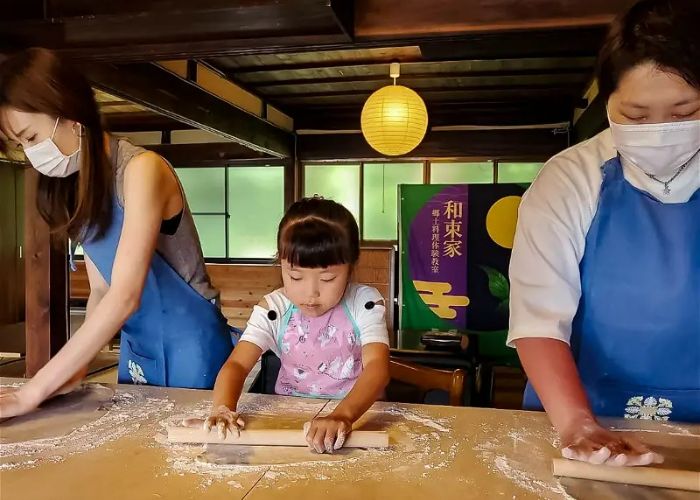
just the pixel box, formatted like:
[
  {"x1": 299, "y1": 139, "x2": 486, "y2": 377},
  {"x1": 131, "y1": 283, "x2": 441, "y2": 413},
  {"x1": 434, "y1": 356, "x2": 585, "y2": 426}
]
[{"x1": 206, "y1": 197, "x2": 390, "y2": 454}]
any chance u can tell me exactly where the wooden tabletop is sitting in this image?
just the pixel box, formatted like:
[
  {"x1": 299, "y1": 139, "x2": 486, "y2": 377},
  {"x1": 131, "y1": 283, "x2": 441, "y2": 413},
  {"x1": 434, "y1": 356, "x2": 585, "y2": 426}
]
[{"x1": 1, "y1": 379, "x2": 698, "y2": 500}]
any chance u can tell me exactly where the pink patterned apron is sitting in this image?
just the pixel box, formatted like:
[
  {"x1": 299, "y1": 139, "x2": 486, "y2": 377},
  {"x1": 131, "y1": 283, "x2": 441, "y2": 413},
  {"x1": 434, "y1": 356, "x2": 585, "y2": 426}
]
[{"x1": 275, "y1": 301, "x2": 362, "y2": 399}]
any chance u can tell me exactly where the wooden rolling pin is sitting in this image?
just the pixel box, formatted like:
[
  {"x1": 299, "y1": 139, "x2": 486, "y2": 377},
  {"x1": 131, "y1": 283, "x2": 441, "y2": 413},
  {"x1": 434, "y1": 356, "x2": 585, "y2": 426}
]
[
  {"x1": 553, "y1": 458, "x2": 700, "y2": 492},
  {"x1": 167, "y1": 426, "x2": 389, "y2": 448}
]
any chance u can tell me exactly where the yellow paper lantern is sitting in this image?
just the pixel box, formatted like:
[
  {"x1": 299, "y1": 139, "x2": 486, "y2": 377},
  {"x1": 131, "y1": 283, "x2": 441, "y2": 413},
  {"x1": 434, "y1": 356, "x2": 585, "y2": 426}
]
[{"x1": 361, "y1": 84, "x2": 428, "y2": 156}]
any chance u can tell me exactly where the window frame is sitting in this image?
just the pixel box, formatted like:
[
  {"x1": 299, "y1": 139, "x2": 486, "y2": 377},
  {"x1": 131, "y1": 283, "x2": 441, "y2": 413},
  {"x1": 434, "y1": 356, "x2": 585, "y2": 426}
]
[
  {"x1": 175, "y1": 162, "x2": 289, "y2": 264},
  {"x1": 302, "y1": 157, "x2": 544, "y2": 245}
]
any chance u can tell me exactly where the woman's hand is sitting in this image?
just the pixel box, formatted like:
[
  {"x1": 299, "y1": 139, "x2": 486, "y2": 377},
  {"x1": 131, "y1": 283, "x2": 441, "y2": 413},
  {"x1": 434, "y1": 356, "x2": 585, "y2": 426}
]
[
  {"x1": 304, "y1": 415, "x2": 352, "y2": 454},
  {"x1": 0, "y1": 385, "x2": 42, "y2": 419},
  {"x1": 203, "y1": 405, "x2": 245, "y2": 440},
  {"x1": 560, "y1": 416, "x2": 664, "y2": 466}
]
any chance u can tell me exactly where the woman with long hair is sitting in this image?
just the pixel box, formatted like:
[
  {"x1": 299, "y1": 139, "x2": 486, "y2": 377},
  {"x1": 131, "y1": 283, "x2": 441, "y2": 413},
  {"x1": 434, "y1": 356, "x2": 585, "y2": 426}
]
[{"x1": 0, "y1": 48, "x2": 235, "y2": 418}]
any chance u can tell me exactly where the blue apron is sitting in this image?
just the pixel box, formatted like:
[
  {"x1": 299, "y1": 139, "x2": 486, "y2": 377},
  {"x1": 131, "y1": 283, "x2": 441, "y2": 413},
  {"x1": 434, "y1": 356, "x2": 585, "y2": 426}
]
[
  {"x1": 523, "y1": 156, "x2": 700, "y2": 422},
  {"x1": 82, "y1": 195, "x2": 236, "y2": 389}
]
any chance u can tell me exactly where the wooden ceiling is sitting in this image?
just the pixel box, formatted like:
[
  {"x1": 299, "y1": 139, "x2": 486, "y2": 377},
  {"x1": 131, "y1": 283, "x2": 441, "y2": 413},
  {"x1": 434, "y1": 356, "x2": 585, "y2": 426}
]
[
  {"x1": 0, "y1": 0, "x2": 637, "y2": 152},
  {"x1": 207, "y1": 46, "x2": 597, "y2": 129}
]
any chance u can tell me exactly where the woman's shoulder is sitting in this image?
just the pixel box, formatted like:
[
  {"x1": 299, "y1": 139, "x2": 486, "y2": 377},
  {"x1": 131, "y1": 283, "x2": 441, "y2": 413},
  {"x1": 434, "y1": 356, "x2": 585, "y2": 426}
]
[
  {"x1": 521, "y1": 129, "x2": 616, "y2": 215},
  {"x1": 546, "y1": 128, "x2": 616, "y2": 172}
]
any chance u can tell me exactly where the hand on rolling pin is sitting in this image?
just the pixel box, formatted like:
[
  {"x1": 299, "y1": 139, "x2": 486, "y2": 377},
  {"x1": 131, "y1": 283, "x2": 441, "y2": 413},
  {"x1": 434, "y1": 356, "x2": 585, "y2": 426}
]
[
  {"x1": 560, "y1": 417, "x2": 664, "y2": 467},
  {"x1": 0, "y1": 385, "x2": 41, "y2": 419},
  {"x1": 202, "y1": 405, "x2": 246, "y2": 440},
  {"x1": 304, "y1": 415, "x2": 352, "y2": 454}
]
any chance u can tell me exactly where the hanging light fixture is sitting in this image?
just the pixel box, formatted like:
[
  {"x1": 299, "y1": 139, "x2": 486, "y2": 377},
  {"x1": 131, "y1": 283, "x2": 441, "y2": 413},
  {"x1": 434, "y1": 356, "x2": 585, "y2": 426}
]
[{"x1": 361, "y1": 62, "x2": 429, "y2": 156}]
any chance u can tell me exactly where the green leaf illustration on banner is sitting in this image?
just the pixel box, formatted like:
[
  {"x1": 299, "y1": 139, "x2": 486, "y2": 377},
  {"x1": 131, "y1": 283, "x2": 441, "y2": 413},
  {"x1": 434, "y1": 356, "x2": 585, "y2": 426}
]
[{"x1": 480, "y1": 266, "x2": 510, "y2": 302}]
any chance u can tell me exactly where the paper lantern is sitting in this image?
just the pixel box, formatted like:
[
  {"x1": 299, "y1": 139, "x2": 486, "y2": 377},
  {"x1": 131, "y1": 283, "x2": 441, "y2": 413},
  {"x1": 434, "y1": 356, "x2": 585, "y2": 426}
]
[{"x1": 361, "y1": 83, "x2": 428, "y2": 157}]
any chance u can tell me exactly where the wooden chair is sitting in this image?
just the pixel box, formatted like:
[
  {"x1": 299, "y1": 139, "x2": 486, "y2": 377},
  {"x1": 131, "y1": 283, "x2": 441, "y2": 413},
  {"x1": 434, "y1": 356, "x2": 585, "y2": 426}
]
[{"x1": 388, "y1": 359, "x2": 466, "y2": 406}]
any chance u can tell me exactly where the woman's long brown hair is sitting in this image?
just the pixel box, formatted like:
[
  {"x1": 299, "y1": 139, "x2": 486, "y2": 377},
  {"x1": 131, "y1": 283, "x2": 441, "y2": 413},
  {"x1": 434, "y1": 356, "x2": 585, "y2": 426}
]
[{"x1": 0, "y1": 48, "x2": 113, "y2": 242}]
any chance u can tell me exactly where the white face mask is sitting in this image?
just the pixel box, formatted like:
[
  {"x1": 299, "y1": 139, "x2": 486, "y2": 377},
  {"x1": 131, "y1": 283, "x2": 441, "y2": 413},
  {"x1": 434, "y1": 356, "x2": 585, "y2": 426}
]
[
  {"x1": 608, "y1": 114, "x2": 700, "y2": 177},
  {"x1": 24, "y1": 117, "x2": 81, "y2": 178}
]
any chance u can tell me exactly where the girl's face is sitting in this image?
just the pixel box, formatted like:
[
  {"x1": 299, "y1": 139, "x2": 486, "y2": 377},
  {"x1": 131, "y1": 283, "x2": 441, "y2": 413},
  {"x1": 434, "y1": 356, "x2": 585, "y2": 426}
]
[
  {"x1": 1, "y1": 107, "x2": 80, "y2": 156},
  {"x1": 280, "y1": 260, "x2": 351, "y2": 317},
  {"x1": 607, "y1": 62, "x2": 700, "y2": 125}
]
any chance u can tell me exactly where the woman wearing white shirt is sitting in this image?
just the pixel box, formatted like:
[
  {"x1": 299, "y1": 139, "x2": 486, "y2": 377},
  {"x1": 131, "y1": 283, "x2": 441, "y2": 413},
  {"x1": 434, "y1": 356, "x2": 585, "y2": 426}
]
[{"x1": 508, "y1": 0, "x2": 699, "y2": 466}]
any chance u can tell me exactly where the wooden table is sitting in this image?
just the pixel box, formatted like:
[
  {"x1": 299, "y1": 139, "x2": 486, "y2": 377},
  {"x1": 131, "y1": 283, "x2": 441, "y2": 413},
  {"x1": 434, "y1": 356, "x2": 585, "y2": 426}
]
[{"x1": 1, "y1": 379, "x2": 698, "y2": 500}]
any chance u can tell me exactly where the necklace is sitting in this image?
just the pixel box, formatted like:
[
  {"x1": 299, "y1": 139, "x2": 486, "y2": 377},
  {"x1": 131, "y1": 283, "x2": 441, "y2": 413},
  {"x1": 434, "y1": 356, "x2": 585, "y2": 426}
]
[{"x1": 644, "y1": 162, "x2": 689, "y2": 195}]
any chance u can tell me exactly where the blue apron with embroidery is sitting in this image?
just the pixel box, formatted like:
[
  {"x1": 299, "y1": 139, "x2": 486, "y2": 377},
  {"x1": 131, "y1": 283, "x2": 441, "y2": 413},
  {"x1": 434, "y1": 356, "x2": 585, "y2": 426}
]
[
  {"x1": 81, "y1": 195, "x2": 236, "y2": 389},
  {"x1": 523, "y1": 156, "x2": 700, "y2": 422}
]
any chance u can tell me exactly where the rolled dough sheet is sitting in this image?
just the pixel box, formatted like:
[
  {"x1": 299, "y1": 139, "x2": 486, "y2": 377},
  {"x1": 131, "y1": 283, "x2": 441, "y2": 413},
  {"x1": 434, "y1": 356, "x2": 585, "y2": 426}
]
[
  {"x1": 198, "y1": 443, "x2": 365, "y2": 466},
  {"x1": 0, "y1": 384, "x2": 115, "y2": 443}
]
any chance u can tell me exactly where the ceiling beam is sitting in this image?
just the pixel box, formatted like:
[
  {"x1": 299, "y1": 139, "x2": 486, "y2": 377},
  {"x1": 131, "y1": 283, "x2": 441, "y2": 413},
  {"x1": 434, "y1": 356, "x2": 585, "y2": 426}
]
[
  {"x1": 226, "y1": 56, "x2": 597, "y2": 82},
  {"x1": 294, "y1": 100, "x2": 575, "y2": 129},
  {"x1": 1, "y1": 0, "x2": 615, "y2": 63},
  {"x1": 147, "y1": 143, "x2": 277, "y2": 168},
  {"x1": 250, "y1": 65, "x2": 592, "y2": 89},
  {"x1": 354, "y1": 0, "x2": 637, "y2": 37},
  {"x1": 0, "y1": 0, "x2": 354, "y2": 62},
  {"x1": 258, "y1": 75, "x2": 587, "y2": 99},
  {"x1": 298, "y1": 128, "x2": 568, "y2": 161},
  {"x1": 83, "y1": 62, "x2": 294, "y2": 158},
  {"x1": 104, "y1": 112, "x2": 194, "y2": 132},
  {"x1": 574, "y1": 81, "x2": 607, "y2": 143},
  {"x1": 271, "y1": 85, "x2": 585, "y2": 105}
]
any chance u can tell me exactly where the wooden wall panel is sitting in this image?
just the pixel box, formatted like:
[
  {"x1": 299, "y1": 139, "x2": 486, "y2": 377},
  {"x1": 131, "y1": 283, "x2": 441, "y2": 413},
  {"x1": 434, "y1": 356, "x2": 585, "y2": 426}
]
[
  {"x1": 0, "y1": 164, "x2": 19, "y2": 326},
  {"x1": 0, "y1": 163, "x2": 27, "y2": 354},
  {"x1": 24, "y1": 169, "x2": 68, "y2": 376},
  {"x1": 70, "y1": 247, "x2": 396, "y2": 331}
]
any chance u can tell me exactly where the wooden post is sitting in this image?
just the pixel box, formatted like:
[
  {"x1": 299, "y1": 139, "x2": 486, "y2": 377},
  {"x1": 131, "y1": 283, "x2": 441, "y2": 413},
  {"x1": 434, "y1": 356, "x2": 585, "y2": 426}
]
[{"x1": 24, "y1": 169, "x2": 68, "y2": 377}]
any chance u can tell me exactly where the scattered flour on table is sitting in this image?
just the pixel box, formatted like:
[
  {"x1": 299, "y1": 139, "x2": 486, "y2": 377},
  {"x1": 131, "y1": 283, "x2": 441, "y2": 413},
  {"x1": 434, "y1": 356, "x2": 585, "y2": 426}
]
[
  {"x1": 0, "y1": 385, "x2": 173, "y2": 471},
  {"x1": 472, "y1": 416, "x2": 574, "y2": 500},
  {"x1": 157, "y1": 398, "x2": 461, "y2": 491}
]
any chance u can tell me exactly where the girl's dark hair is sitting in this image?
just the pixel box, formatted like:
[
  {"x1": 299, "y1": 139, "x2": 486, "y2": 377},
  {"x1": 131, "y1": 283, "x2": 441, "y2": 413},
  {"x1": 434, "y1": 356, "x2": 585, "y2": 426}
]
[
  {"x1": 0, "y1": 48, "x2": 113, "y2": 241},
  {"x1": 277, "y1": 197, "x2": 360, "y2": 268},
  {"x1": 596, "y1": 0, "x2": 700, "y2": 101}
]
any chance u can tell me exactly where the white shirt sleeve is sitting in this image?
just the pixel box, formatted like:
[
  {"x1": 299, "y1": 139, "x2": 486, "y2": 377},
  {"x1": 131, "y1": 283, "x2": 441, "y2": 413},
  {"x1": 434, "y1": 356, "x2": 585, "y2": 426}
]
[
  {"x1": 506, "y1": 133, "x2": 607, "y2": 347},
  {"x1": 506, "y1": 129, "x2": 700, "y2": 348},
  {"x1": 239, "y1": 289, "x2": 289, "y2": 356},
  {"x1": 347, "y1": 284, "x2": 390, "y2": 346}
]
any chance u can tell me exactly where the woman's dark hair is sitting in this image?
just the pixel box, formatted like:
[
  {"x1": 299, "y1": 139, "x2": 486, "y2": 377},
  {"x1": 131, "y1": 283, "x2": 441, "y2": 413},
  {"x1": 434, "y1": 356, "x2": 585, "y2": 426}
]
[
  {"x1": 596, "y1": 0, "x2": 700, "y2": 101},
  {"x1": 0, "y1": 48, "x2": 113, "y2": 241},
  {"x1": 277, "y1": 197, "x2": 360, "y2": 268}
]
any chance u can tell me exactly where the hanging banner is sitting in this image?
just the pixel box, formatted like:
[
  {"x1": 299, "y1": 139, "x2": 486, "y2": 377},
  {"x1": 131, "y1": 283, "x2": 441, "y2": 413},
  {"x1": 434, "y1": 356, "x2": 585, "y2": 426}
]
[{"x1": 399, "y1": 183, "x2": 526, "y2": 332}]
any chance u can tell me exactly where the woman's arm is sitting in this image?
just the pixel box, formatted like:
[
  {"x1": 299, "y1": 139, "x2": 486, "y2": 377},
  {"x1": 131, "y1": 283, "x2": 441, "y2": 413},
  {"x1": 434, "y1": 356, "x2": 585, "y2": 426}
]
[
  {"x1": 515, "y1": 337, "x2": 662, "y2": 466},
  {"x1": 49, "y1": 255, "x2": 110, "y2": 396},
  {"x1": 515, "y1": 338, "x2": 592, "y2": 434},
  {"x1": 305, "y1": 343, "x2": 390, "y2": 453},
  {"x1": 0, "y1": 152, "x2": 179, "y2": 417}
]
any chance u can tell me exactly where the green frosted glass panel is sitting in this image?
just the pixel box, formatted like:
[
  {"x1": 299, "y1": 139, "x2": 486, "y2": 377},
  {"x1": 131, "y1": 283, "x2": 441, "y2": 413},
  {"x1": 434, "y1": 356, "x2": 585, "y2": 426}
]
[
  {"x1": 429, "y1": 162, "x2": 494, "y2": 184},
  {"x1": 363, "y1": 162, "x2": 423, "y2": 240},
  {"x1": 192, "y1": 215, "x2": 226, "y2": 258},
  {"x1": 304, "y1": 164, "x2": 361, "y2": 222},
  {"x1": 228, "y1": 166, "x2": 284, "y2": 259},
  {"x1": 175, "y1": 168, "x2": 225, "y2": 213},
  {"x1": 497, "y1": 162, "x2": 544, "y2": 184}
]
